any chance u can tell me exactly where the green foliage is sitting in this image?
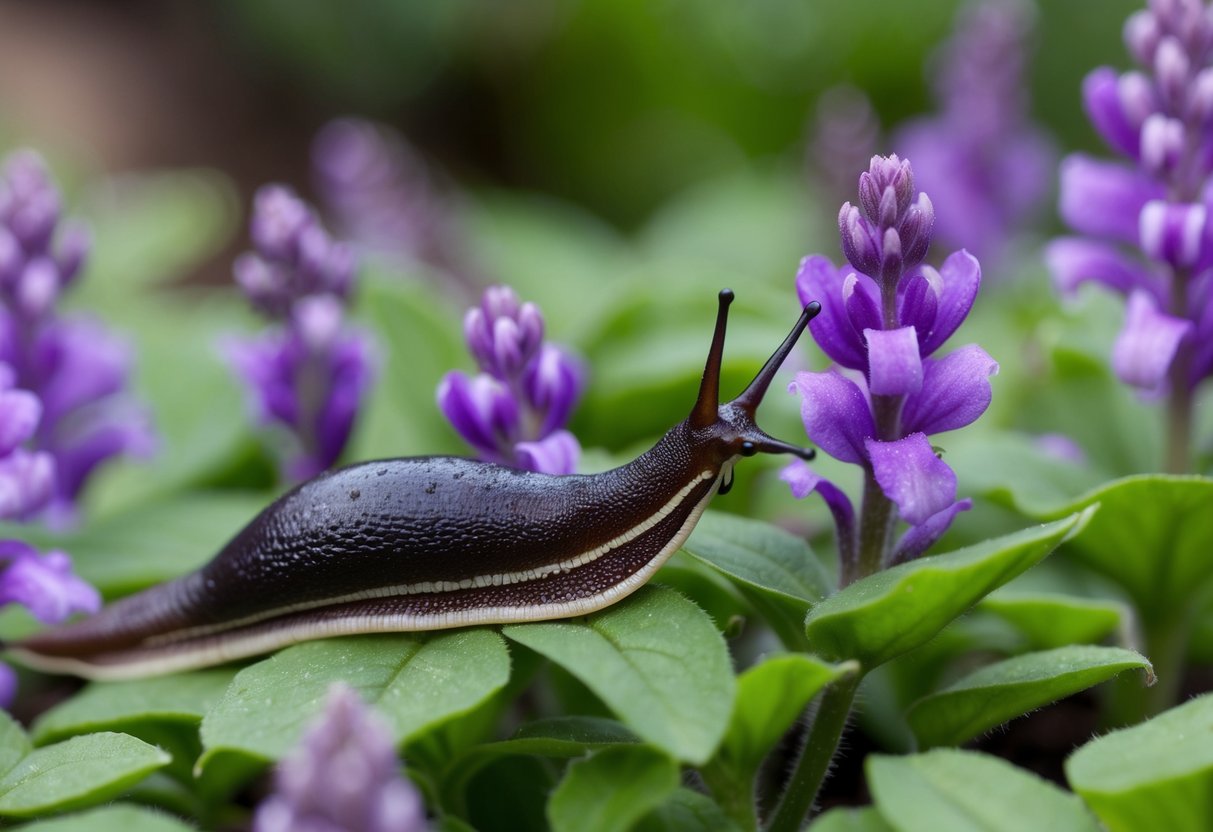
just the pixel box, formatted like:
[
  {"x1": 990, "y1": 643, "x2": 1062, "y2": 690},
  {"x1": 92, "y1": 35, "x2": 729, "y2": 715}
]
[
  {"x1": 1067, "y1": 693, "x2": 1213, "y2": 832},
  {"x1": 803, "y1": 512, "x2": 1091, "y2": 668},
  {"x1": 867, "y1": 750, "x2": 1101, "y2": 832},
  {"x1": 504, "y1": 586, "x2": 734, "y2": 765},
  {"x1": 13, "y1": 805, "x2": 195, "y2": 832},
  {"x1": 547, "y1": 746, "x2": 680, "y2": 832},
  {"x1": 906, "y1": 646, "x2": 1152, "y2": 749}
]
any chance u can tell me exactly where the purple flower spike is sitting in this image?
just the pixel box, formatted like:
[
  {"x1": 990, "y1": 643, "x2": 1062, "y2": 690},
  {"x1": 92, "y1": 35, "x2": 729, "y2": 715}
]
[
  {"x1": 788, "y1": 154, "x2": 991, "y2": 578},
  {"x1": 228, "y1": 187, "x2": 375, "y2": 482},
  {"x1": 439, "y1": 287, "x2": 584, "y2": 474},
  {"x1": 1050, "y1": 0, "x2": 1213, "y2": 470},
  {"x1": 0, "y1": 150, "x2": 151, "y2": 522},
  {"x1": 893, "y1": 0, "x2": 1055, "y2": 266},
  {"x1": 254, "y1": 684, "x2": 427, "y2": 832}
]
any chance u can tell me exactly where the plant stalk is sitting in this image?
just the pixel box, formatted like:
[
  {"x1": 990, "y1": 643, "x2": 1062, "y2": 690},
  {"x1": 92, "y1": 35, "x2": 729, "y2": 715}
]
[{"x1": 765, "y1": 672, "x2": 862, "y2": 832}]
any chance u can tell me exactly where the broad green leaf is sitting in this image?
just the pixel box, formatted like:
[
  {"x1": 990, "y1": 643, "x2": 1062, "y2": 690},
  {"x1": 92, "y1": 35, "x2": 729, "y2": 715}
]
[
  {"x1": 13, "y1": 804, "x2": 194, "y2": 831},
  {"x1": 33, "y1": 670, "x2": 237, "y2": 745},
  {"x1": 868, "y1": 750, "x2": 1099, "y2": 832},
  {"x1": 1037, "y1": 476, "x2": 1213, "y2": 615},
  {"x1": 635, "y1": 788, "x2": 743, "y2": 832},
  {"x1": 803, "y1": 513, "x2": 1090, "y2": 668},
  {"x1": 1067, "y1": 692, "x2": 1213, "y2": 832},
  {"x1": 547, "y1": 746, "x2": 679, "y2": 832},
  {"x1": 200, "y1": 630, "x2": 510, "y2": 768},
  {"x1": 682, "y1": 511, "x2": 830, "y2": 605},
  {"x1": 809, "y1": 807, "x2": 895, "y2": 832},
  {"x1": 978, "y1": 592, "x2": 1124, "y2": 650},
  {"x1": 907, "y1": 646, "x2": 1152, "y2": 749},
  {"x1": 2, "y1": 493, "x2": 267, "y2": 599},
  {"x1": 504, "y1": 586, "x2": 734, "y2": 765},
  {"x1": 682, "y1": 510, "x2": 830, "y2": 648},
  {"x1": 0, "y1": 726, "x2": 169, "y2": 818},
  {"x1": 714, "y1": 654, "x2": 853, "y2": 781}
]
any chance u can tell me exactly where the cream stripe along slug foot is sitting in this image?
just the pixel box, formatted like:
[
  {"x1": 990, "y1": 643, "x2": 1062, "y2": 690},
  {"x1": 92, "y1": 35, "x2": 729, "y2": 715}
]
[{"x1": 8, "y1": 291, "x2": 822, "y2": 680}]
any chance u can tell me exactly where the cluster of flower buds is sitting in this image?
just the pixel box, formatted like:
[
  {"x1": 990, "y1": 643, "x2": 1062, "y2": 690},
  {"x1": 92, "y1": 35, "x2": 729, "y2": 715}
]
[
  {"x1": 838, "y1": 155, "x2": 936, "y2": 290},
  {"x1": 1048, "y1": 0, "x2": 1213, "y2": 397},
  {"x1": 0, "y1": 151, "x2": 154, "y2": 523},
  {"x1": 786, "y1": 156, "x2": 998, "y2": 583},
  {"x1": 438, "y1": 286, "x2": 584, "y2": 475},
  {"x1": 227, "y1": 186, "x2": 374, "y2": 481},
  {"x1": 254, "y1": 684, "x2": 428, "y2": 832},
  {"x1": 895, "y1": 0, "x2": 1055, "y2": 264}
]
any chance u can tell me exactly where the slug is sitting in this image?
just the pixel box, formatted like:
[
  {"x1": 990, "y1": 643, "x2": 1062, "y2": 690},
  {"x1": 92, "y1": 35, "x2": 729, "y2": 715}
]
[{"x1": 10, "y1": 290, "x2": 821, "y2": 679}]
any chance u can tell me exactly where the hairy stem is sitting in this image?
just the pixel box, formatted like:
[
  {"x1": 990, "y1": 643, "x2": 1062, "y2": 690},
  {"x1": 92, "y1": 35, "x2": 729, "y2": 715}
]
[{"x1": 765, "y1": 673, "x2": 862, "y2": 832}]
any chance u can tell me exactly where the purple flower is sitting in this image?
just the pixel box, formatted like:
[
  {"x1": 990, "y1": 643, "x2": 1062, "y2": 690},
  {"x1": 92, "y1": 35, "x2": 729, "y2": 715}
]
[
  {"x1": 0, "y1": 539, "x2": 99, "y2": 707},
  {"x1": 312, "y1": 118, "x2": 475, "y2": 289},
  {"x1": 1048, "y1": 0, "x2": 1213, "y2": 471},
  {"x1": 893, "y1": 0, "x2": 1055, "y2": 265},
  {"x1": 254, "y1": 684, "x2": 428, "y2": 832},
  {"x1": 228, "y1": 186, "x2": 375, "y2": 481},
  {"x1": 0, "y1": 150, "x2": 152, "y2": 523},
  {"x1": 438, "y1": 286, "x2": 584, "y2": 474},
  {"x1": 786, "y1": 156, "x2": 997, "y2": 583}
]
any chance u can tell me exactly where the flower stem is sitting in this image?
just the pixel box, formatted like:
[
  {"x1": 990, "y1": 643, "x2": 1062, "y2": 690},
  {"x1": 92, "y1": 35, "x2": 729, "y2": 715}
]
[
  {"x1": 765, "y1": 672, "x2": 862, "y2": 832},
  {"x1": 854, "y1": 471, "x2": 895, "y2": 581}
]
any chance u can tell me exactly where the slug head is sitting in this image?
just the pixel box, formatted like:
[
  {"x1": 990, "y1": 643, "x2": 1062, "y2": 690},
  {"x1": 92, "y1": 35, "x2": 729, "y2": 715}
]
[{"x1": 688, "y1": 289, "x2": 821, "y2": 469}]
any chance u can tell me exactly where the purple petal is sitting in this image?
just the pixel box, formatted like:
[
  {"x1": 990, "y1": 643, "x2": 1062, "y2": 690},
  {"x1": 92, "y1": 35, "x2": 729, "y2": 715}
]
[
  {"x1": 0, "y1": 545, "x2": 100, "y2": 624},
  {"x1": 898, "y1": 271, "x2": 939, "y2": 337},
  {"x1": 47, "y1": 402, "x2": 156, "y2": 510},
  {"x1": 0, "y1": 449, "x2": 54, "y2": 521},
  {"x1": 224, "y1": 334, "x2": 302, "y2": 426},
  {"x1": 0, "y1": 662, "x2": 15, "y2": 709},
  {"x1": 515, "y1": 430, "x2": 580, "y2": 475},
  {"x1": 1112, "y1": 290, "x2": 1192, "y2": 392},
  {"x1": 866, "y1": 432, "x2": 957, "y2": 525},
  {"x1": 917, "y1": 250, "x2": 981, "y2": 356},
  {"x1": 788, "y1": 370, "x2": 874, "y2": 464},
  {"x1": 33, "y1": 317, "x2": 131, "y2": 430},
  {"x1": 291, "y1": 295, "x2": 345, "y2": 352},
  {"x1": 522, "y1": 344, "x2": 584, "y2": 437},
  {"x1": 436, "y1": 371, "x2": 517, "y2": 459},
  {"x1": 1058, "y1": 154, "x2": 1165, "y2": 243},
  {"x1": 1082, "y1": 67, "x2": 1142, "y2": 158},
  {"x1": 796, "y1": 255, "x2": 868, "y2": 371},
  {"x1": 864, "y1": 326, "x2": 922, "y2": 396},
  {"x1": 312, "y1": 332, "x2": 375, "y2": 472},
  {"x1": 891, "y1": 498, "x2": 972, "y2": 565},
  {"x1": 0, "y1": 389, "x2": 41, "y2": 455},
  {"x1": 780, "y1": 459, "x2": 856, "y2": 570},
  {"x1": 901, "y1": 345, "x2": 999, "y2": 435},
  {"x1": 1138, "y1": 200, "x2": 1209, "y2": 268},
  {"x1": 843, "y1": 272, "x2": 882, "y2": 336},
  {"x1": 1044, "y1": 237, "x2": 1163, "y2": 301},
  {"x1": 250, "y1": 185, "x2": 314, "y2": 261}
]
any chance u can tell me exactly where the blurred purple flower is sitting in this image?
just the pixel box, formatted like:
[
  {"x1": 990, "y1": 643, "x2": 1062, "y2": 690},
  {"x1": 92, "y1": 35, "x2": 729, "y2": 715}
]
[
  {"x1": 254, "y1": 684, "x2": 428, "y2": 832},
  {"x1": 1047, "y1": 0, "x2": 1213, "y2": 471},
  {"x1": 312, "y1": 118, "x2": 476, "y2": 290},
  {"x1": 228, "y1": 186, "x2": 375, "y2": 481},
  {"x1": 0, "y1": 150, "x2": 153, "y2": 524},
  {"x1": 438, "y1": 286, "x2": 584, "y2": 474},
  {"x1": 808, "y1": 86, "x2": 882, "y2": 205},
  {"x1": 894, "y1": 0, "x2": 1055, "y2": 266},
  {"x1": 785, "y1": 156, "x2": 996, "y2": 583}
]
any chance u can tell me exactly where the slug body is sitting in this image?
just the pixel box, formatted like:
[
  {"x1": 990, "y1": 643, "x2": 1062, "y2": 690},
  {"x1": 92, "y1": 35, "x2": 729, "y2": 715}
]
[{"x1": 12, "y1": 292, "x2": 820, "y2": 679}]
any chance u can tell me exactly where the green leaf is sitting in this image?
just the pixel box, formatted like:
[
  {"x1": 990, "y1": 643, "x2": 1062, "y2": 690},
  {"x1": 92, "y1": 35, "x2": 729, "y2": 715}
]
[
  {"x1": 504, "y1": 586, "x2": 734, "y2": 765},
  {"x1": 907, "y1": 646, "x2": 1153, "y2": 749},
  {"x1": 714, "y1": 654, "x2": 853, "y2": 781},
  {"x1": 809, "y1": 807, "x2": 895, "y2": 832},
  {"x1": 978, "y1": 591, "x2": 1124, "y2": 650},
  {"x1": 1037, "y1": 476, "x2": 1213, "y2": 615},
  {"x1": 0, "y1": 717, "x2": 169, "y2": 818},
  {"x1": 1066, "y1": 692, "x2": 1213, "y2": 832},
  {"x1": 13, "y1": 804, "x2": 195, "y2": 831},
  {"x1": 868, "y1": 749, "x2": 1099, "y2": 832},
  {"x1": 33, "y1": 670, "x2": 237, "y2": 745},
  {"x1": 803, "y1": 513, "x2": 1091, "y2": 668},
  {"x1": 200, "y1": 630, "x2": 511, "y2": 769},
  {"x1": 681, "y1": 510, "x2": 830, "y2": 648},
  {"x1": 547, "y1": 746, "x2": 679, "y2": 832},
  {"x1": 635, "y1": 788, "x2": 743, "y2": 832}
]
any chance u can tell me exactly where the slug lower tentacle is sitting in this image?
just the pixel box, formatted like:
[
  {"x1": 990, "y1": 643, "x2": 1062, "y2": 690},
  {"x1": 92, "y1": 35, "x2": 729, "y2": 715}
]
[{"x1": 10, "y1": 291, "x2": 820, "y2": 679}]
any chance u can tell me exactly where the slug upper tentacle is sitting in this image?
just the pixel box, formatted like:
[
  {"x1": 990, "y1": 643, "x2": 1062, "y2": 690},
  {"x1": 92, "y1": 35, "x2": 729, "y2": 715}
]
[{"x1": 9, "y1": 291, "x2": 820, "y2": 679}]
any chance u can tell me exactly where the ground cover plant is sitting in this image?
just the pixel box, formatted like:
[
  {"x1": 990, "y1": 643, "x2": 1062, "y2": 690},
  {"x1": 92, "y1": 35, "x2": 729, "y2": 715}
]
[{"x1": 0, "y1": 0, "x2": 1211, "y2": 830}]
